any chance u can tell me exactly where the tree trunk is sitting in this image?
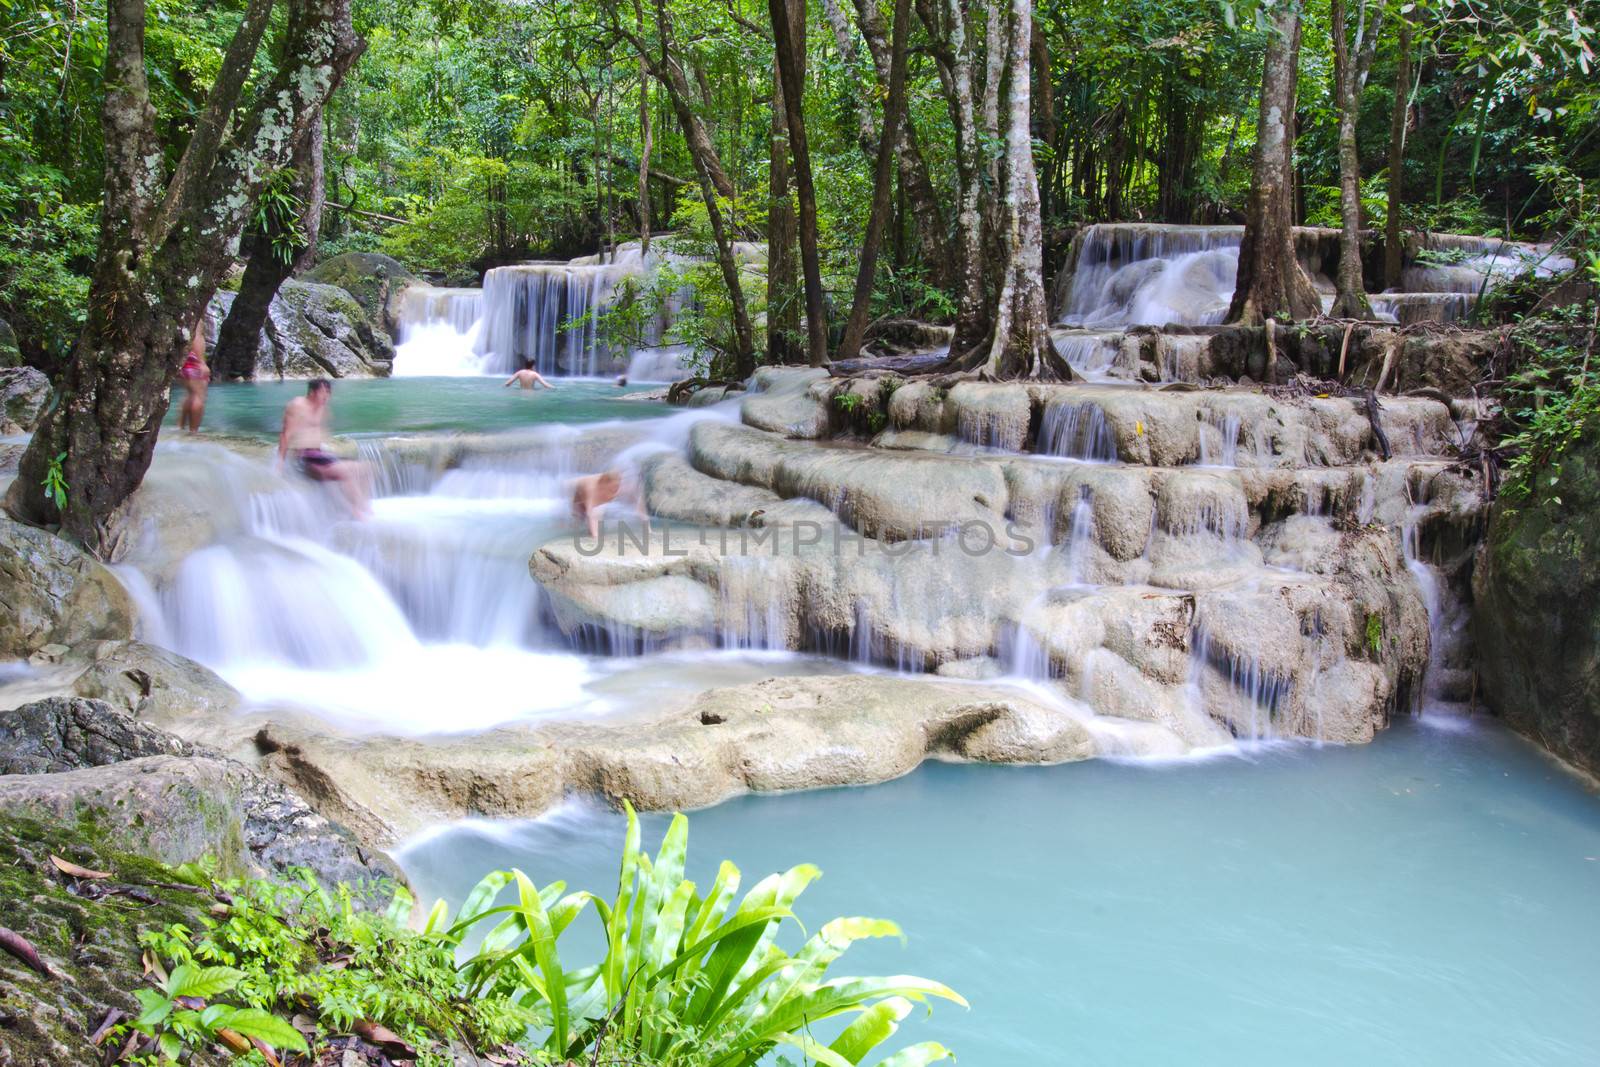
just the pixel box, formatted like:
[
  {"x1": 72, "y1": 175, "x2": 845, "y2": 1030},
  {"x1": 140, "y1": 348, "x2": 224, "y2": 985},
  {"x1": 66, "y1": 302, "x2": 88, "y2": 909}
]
[
  {"x1": 1030, "y1": 15, "x2": 1055, "y2": 224},
  {"x1": 768, "y1": 0, "x2": 829, "y2": 366},
  {"x1": 836, "y1": 0, "x2": 911, "y2": 362},
  {"x1": 919, "y1": 0, "x2": 989, "y2": 351},
  {"x1": 214, "y1": 112, "x2": 326, "y2": 380},
  {"x1": 5, "y1": 0, "x2": 362, "y2": 551},
  {"x1": 1384, "y1": 19, "x2": 1412, "y2": 291},
  {"x1": 839, "y1": 0, "x2": 951, "y2": 285},
  {"x1": 638, "y1": 74, "x2": 653, "y2": 254},
  {"x1": 980, "y1": 0, "x2": 1066, "y2": 378},
  {"x1": 1329, "y1": 0, "x2": 1382, "y2": 318},
  {"x1": 1227, "y1": 2, "x2": 1321, "y2": 325},
  {"x1": 766, "y1": 46, "x2": 803, "y2": 363}
]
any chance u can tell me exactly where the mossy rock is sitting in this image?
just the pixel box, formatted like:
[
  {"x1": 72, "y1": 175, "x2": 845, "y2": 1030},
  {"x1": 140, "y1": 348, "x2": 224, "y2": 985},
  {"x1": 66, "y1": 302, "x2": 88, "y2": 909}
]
[
  {"x1": 0, "y1": 812, "x2": 225, "y2": 1064},
  {"x1": 304, "y1": 252, "x2": 418, "y2": 338},
  {"x1": 0, "y1": 317, "x2": 20, "y2": 369},
  {"x1": 1473, "y1": 420, "x2": 1600, "y2": 774}
]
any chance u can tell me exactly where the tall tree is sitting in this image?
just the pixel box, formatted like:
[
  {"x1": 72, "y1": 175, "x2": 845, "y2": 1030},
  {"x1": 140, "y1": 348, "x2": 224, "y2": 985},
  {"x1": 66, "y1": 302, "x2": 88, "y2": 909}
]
[
  {"x1": 617, "y1": 0, "x2": 758, "y2": 373},
  {"x1": 767, "y1": 1, "x2": 805, "y2": 364},
  {"x1": 836, "y1": 0, "x2": 912, "y2": 362},
  {"x1": 826, "y1": 0, "x2": 951, "y2": 283},
  {"x1": 769, "y1": 0, "x2": 830, "y2": 366},
  {"x1": 4, "y1": 0, "x2": 363, "y2": 550},
  {"x1": 213, "y1": 111, "x2": 326, "y2": 380},
  {"x1": 919, "y1": 0, "x2": 989, "y2": 352},
  {"x1": 1227, "y1": 0, "x2": 1321, "y2": 325},
  {"x1": 979, "y1": 0, "x2": 1069, "y2": 377},
  {"x1": 1329, "y1": 0, "x2": 1384, "y2": 318},
  {"x1": 1384, "y1": 18, "x2": 1413, "y2": 291}
]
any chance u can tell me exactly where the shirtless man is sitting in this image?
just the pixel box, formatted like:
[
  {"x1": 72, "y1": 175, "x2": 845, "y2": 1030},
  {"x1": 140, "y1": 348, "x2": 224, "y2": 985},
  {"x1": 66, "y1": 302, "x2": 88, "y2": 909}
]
[
  {"x1": 504, "y1": 366, "x2": 555, "y2": 390},
  {"x1": 278, "y1": 379, "x2": 370, "y2": 517}
]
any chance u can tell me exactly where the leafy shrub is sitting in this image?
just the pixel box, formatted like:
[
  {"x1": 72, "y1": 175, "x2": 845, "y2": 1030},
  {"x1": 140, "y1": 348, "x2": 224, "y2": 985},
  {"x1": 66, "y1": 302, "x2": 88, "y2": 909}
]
[
  {"x1": 434, "y1": 803, "x2": 964, "y2": 1067},
  {"x1": 133, "y1": 870, "x2": 531, "y2": 1065},
  {"x1": 126, "y1": 809, "x2": 961, "y2": 1066}
]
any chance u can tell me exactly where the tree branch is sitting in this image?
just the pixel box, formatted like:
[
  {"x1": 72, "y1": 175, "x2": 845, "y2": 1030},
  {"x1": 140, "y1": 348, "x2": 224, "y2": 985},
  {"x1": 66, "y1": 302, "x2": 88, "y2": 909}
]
[{"x1": 150, "y1": 0, "x2": 278, "y2": 246}]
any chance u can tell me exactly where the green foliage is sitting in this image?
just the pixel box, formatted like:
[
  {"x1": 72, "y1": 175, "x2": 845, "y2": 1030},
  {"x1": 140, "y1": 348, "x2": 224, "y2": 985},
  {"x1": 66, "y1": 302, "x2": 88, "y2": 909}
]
[
  {"x1": 1498, "y1": 300, "x2": 1600, "y2": 503},
  {"x1": 427, "y1": 803, "x2": 964, "y2": 1067},
  {"x1": 1365, "y1": 612, "x2": 1384, "y2": 656},
  {"x1": 252, "y1": 171, "x2": 310, "y2": 267},
  {"x1": 41, "y1": 451, "x2": 68, "y2": 511},
  {"x1": 136, "y1": 869, "x2": 531, "y2": 1066},
  {"x1": 120, "y1": 961, "x2": 309, "y2": 1064}
]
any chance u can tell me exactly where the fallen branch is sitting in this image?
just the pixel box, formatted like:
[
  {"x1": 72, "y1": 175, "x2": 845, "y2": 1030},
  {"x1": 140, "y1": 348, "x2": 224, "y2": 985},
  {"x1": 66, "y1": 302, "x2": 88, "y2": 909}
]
[{"x1": 325, "y1": 202, "x2": 408, "y2": 225}]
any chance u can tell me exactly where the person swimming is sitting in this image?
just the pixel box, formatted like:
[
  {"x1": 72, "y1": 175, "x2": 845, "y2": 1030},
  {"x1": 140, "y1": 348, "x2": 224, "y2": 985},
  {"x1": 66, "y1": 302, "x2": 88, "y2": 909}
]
[
  {"x1": 278, "y1": 379, "x2": 370, "y2": 517},
  {"x1": 505, "y1": 366, "x2": 555, "y2": 390}
]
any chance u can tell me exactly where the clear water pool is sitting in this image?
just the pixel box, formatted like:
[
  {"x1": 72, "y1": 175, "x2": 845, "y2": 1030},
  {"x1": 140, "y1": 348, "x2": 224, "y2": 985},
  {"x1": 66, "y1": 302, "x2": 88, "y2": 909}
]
[
  {"x1": 166, "y1": 377, "x2": 668, "y2": 438},
  {"x1": 399, "y1": 716, "x2": 1600, "y2": 1067}
]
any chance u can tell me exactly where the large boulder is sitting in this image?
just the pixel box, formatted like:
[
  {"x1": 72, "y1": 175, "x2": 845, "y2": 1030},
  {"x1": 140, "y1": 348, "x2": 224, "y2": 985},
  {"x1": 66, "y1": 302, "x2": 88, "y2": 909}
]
[
  {"x1": 1474, "y1": 424, "x2": 1600, "y2": 774},
  {"x1": 1, "y1": 365, "x2": 51, "y2": 434},
  {"x1": 70, "y1": 640, "x2": 243, "y2": 725},
  {"x1": 0, "y1": 697, "x2": 401, "y2": 889},
  {"x1": 0, "y1": 696, "x2": 191, "y2": 773},
  {"x1": 303, "y1": 251, "x2": 418, "y2": 339},
  {"x1": 0, "y1": 517, "x2": 136, "y2": 659},
  {"x1": 204, "y1": 279, "x2": 393, "y2": 380},
  {"x1": 268, "y1": 279, "x2": 394, "y2": 378}
]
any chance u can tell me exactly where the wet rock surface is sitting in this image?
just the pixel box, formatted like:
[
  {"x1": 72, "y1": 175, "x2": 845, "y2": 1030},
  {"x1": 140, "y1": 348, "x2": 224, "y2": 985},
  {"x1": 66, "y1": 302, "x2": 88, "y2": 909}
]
[
  {"x1": 0, "y1": 697, "x2": 400, "y2": 888},
  {"x1": 159, "y1": 673, "x2": 1105, "y2": 845},
  {"x1": 0, "y1": 366, "x2": 49, "y2": 434},
  {"x1": 0, "y1": 517, "x2": 135, "y2": 659},
  {"x1": 1475, "y1": 424, "x2": 1600, "y2": 776}
]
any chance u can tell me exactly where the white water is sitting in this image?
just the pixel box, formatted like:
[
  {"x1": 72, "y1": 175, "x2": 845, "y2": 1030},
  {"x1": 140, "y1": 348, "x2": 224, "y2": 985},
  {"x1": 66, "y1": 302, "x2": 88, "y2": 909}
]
[
  {"x1": 389, "y1": 241, "x2": 763, "y2": 378},
  {"x1": 393, "y1": 287, "x2": 488, "y2": 376}
]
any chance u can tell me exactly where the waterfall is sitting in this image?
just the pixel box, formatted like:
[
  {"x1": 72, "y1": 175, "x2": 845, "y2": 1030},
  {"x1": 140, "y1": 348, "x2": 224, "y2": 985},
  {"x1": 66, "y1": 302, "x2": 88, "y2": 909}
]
[
  {"x1": 1050, "y1": 331, "x2": 1123, "y2": 380},
  {"x1": 130, "y1": 445, "x2": 599, "y2": 734},
  {"x1": 1038, "y1": 399, "x2": 1117, "y2": 461},
  {"x1": 1196, "y1": 411, "x2": 1243, "y2": 468},
  {"x1": 1058, "y1": 224, "x2": 1244, "y2": 327},
  {"x1": 1060, "y1": 490, "x2": 1096, "y2": 586},
  {"x1": 1401, "y1": 235, "x2": 1574, "y2": 295},
  {"x1": 1400, "y1": 507, "x2": 1471, "y2": 709},
  {"x1": 393, "y1": 286, "x2": 487, "y2": 376},
  {"x1": 392, "y1": 241, "x2": 734, "y2": 379}
]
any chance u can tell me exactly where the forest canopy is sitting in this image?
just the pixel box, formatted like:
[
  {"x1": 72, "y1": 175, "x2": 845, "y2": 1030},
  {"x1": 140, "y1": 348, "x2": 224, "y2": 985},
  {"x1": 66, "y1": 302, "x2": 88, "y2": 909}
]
[{"x1": 3, "y1": 0, "x2": 1595, "y2": 364}]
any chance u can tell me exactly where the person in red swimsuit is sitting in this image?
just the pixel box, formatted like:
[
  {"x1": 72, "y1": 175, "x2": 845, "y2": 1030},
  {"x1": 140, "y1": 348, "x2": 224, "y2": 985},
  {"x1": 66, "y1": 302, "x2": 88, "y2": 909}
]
[{"x1": 177, "y1": 326, "x2": 209, "y2": 433}]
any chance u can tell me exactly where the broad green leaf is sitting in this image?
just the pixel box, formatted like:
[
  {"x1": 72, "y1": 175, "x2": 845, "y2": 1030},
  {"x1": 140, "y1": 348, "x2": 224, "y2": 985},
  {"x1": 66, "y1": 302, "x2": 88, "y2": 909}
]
[
  {"x1": 875, "y1": 1041, "x2": 956, "y2": 1067},
  {"x1": 134, "y1": 989, "x2": 173, "y2": 1029},
  {"x1": 830, "y1": 996, "x2": 913, "y2": 1063},
  {"x1": 168, "y1": 963, "x2": 243, "y2": 999},
  {"x1": 222, "y1": 1008, "x2": 310, "y2": 1053}
]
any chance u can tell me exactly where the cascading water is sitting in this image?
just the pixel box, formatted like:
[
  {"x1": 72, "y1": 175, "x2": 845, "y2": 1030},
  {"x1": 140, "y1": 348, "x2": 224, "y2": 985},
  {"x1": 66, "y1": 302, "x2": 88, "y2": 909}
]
[
  {"x1": 1058, "y1": 224, "x2": 1246, "y2": 328},
  {"x1": 393, "y1": 286, "x2": 486, "y2": 376},
  {"x1": 133, "y1": 445, "x2": 607, "y2": 733},
  {"x1": 1037, "y1": 399, "x2": 1118, "y2": 461}
]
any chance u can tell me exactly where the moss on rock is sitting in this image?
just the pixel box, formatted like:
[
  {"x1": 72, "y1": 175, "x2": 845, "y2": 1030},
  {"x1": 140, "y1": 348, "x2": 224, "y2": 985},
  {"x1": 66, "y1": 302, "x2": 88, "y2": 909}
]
[
  {"x1": 1474, "y1": 420, "x2": 1600, "y2": 774},
  {"x1": 0, "y1": 812, "x2": 222, "y2": 1065}
]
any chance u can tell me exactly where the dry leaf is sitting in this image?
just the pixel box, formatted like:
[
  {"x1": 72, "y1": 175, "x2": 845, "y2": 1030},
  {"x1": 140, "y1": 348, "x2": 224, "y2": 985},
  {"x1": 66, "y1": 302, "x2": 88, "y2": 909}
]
[
  {"x1": 0, "y1": 926, "x2": 58, "y2": 979},
  {"x1": 89, "y1": 1008, "x2": 126, "y2": 1046},
  {"x1": 215, "y1": 1028, "x2": 253, "y2": 1055},
  {"x1": 50, "y1": 854, "x2": 112, "y2": 880},
  {"x1": 250, "y1": 1036, "x2": 283, "y2": 1066},
  {"x1": 353, "y1": 1019, "x2": 417, "y2": 1058}
]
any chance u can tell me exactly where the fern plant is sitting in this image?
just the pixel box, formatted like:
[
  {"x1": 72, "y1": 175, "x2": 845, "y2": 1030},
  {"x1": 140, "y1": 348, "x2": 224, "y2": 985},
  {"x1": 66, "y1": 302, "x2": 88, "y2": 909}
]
[{"x1": 424, "y1": 803, "x2": 965, "y2": 1067}]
